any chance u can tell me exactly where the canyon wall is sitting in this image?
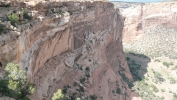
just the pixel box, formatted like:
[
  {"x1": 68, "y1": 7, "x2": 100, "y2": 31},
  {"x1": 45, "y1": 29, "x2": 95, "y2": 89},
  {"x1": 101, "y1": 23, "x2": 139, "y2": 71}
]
[
  {"x1": 112, "y1": 2, "x2": 177, "y2": 59},
  {"x1": 114, "y1": 2, "x2": 177, "y2": 43},
  {"x1": 0, "y1": 1, "x2": 139, "y2": 100}
]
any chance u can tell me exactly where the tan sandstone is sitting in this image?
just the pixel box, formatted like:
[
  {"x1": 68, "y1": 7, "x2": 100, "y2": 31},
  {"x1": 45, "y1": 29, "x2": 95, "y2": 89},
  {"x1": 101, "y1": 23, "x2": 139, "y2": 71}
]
[{"x1": 0, "y1": 1, "x2": 141, "y2": 100}]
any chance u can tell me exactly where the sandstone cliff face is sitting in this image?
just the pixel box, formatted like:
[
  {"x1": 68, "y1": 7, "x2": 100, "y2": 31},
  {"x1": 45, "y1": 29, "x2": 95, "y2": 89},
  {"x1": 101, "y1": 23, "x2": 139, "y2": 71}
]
[
  {"x1": 0, "y1": 1, "x2": 139, "y2": 100},
  {"x1": 113, "y1": 2, "x2": 177, "y2": 59},
  {"x1": 114, "y1": 2, "x2": 177, "y2": 43}
]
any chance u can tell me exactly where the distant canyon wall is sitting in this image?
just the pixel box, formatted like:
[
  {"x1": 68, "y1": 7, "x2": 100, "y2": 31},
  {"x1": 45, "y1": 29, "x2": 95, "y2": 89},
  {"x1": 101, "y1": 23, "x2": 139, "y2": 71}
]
[{"x1": 115, "y1": 2, "x2": 177, "y2": 43}]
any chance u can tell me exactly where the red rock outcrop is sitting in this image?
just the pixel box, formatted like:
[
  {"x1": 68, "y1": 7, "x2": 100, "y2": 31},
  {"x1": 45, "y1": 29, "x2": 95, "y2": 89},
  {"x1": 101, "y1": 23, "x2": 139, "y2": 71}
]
[{"x1": 0, "y1": 1, "x2": 141, "y2": 100}]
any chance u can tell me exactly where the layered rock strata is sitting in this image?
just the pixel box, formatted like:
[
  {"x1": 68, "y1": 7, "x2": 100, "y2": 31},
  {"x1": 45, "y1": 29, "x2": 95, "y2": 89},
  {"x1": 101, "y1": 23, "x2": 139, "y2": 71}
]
[{"x1": 0, "y1": 1, "x2": 138, "y2": 100}]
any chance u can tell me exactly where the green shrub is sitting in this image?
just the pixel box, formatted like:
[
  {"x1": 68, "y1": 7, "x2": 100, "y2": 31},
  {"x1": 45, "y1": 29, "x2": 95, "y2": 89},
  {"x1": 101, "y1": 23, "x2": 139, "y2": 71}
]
[
  {"x1": 0, "y1": 23, "x2": 5, "y2": 35},
  {"x1": 160, "y1": 96, "x2": 165, "y2": 100},
  {"x1": 52, "y1": 89, "x2": 68, "y2": 100},
  {"x1": 51, "y1": 8, "x2": 56, "y2": 14},
  {"x1": 90, "y1": 95, "x2": 97, "y2": 100},
  {"x1": 172, "y1": 65, "x2": 177, "y2": 70},
  {"x1": 68, "y1": 11, "x2": 73, "y2": 15},
  {"x1": 85, "y1": 67, "x2": 90, "y2": 72},
  {"x1": 7, "y1": 9, "x2": 32, "y2": 26},
  {"x1": 73, "y1": 82, "x2": 77, "y2": 86},
  {"x1": 152, "y1": 70, "x2": 165, "y2": 83},
  {"x1": 116, "y1": 88, "x2": 121, "y2": 94},
  {"x1": 76, "y1": 86, "x2": 84, "y2": 93},
  {"x1": 85, "y1": 73, "x2": 90, "y2": 78},
  {"x1": 79, "y1": 77, "x2": 86, "y2": 84},
  {"x1": 59, "y1": 10, "x2": 64, "y2": 14},
  {"x1": 0, "y1": 63, "x2": 35, "y2": 100},
  {"x1": 151, "y1": 84, "x2": 159, "y2": 93},
  {"x1": 76, "y1": 98, "x2": 81, "y2": 100},
  {"x1": 169, "y1": 77, "x2": 177, "y2": 84},
  {"x1": 5, "y1": 4, "x2": 10, "y2": 7},
  {"x1": 24, "y1": 12, "x2": 32, "y2": 20},
  {"x1": 21, "y1": 8, "x2": 32, "y2": 20},
  {"x1": 70, "y1": 93, "x2": 77, "y2": 100},
  {"x1": 163, "y1": 62, "x2": 174, "y2": 67},
  {"x1": 63, "y1": 85, "x2": 70, "y2": 94},
  {"x1": 145, "y1": 77, "x2": 149, "y2": 81},
  {"x1": 161, "y1": 89, "x2": 165, "y2": 92},
  {"x1": 53, "y1": 89, "x2": 81, "y2": 100},
  {"x1": 174, "y1": 93, "x2": 177, "y2": 98},
  {"x1": 154, "y1": 59, "x2": 160, "y2": 62},
  {"x1": 163, "y1": 62, "x2": 170, "y2": 67},
  {"x1": 8, "y1": 13, "x2": 18, "y2": 26},
  {"x1": 126, "y1": 57, "x2": 130, "y2": 61},
  {"x1": 132, "y1": 80, "x2": 162, "y2": 100},
  {"x1": 170, "y1": 62, "x2": 174, "y2": 66},
  {"x1": 85, "y1": 67, "x2": 90, "y2": 78}
]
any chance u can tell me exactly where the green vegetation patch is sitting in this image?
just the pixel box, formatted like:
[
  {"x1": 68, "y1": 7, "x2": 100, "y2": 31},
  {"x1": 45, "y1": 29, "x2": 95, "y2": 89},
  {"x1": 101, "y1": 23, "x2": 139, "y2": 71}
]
[
  {"x1": 168, "y1": 77, "x2": 177, "y2": 84},
  {"x1": 8, "y1": 13, "x2": 18, "y2": 26},
  {"x1": 116, "y1": 87, "x2": 121, "y2": 94},
  {"x1": 52, "y1": 89, "x2": 68, "y2": 100},
  {"x1": 173, "y1": 93, "x2": 177, "y2": 99},
  {"x1": 79, "y1": 77, "x2": 86, "y2": 84},
  {"x1": 7, "y1": 8, "x2": 32, "y2": 26},
  {"x1": 150, "y1": 84, "x2": 159, "y2": 93},
  {"x1": 0, "y1": 63, "x2": 35, "y2": 100},
  {"x1": 0, "y1": 23, "x2": 5, "y2": 35},
  {"x1": 162, "y1": 62, "x2": 173, "y2": 67},
  {"x1": 52, "y1": 88, "x2": 82, "y2": 100},
  {"x1": 154, "y1": 59, "x2": 161, "y2": 62},
  {"x1": 21, "y1": 8, "x2": 32, "y2": 21},
  {"x1": 152, "y1": 69, "x2": 165, "y2": 84},
  {"x1": 132, "y1": 80, "x2": 163, "y2": 100},
  {"x1": 172, "y1": 65, "x2": 177, "y2": 70},
  {"x1": 90, "y1": 95, "x2": 97, "y2": 100}
]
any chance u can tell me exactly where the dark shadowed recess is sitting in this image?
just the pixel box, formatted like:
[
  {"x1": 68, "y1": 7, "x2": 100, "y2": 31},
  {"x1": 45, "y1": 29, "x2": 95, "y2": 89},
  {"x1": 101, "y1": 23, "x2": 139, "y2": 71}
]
[{"x1": 124, "y1": 52, "x2": 150, "y2": 84}]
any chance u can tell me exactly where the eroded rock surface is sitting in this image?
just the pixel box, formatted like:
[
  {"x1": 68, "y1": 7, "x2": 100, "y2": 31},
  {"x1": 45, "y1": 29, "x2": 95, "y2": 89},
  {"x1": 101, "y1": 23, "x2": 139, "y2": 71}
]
[{"x1": 0, "y1": 1, "x2": 138, "y2": 100}]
